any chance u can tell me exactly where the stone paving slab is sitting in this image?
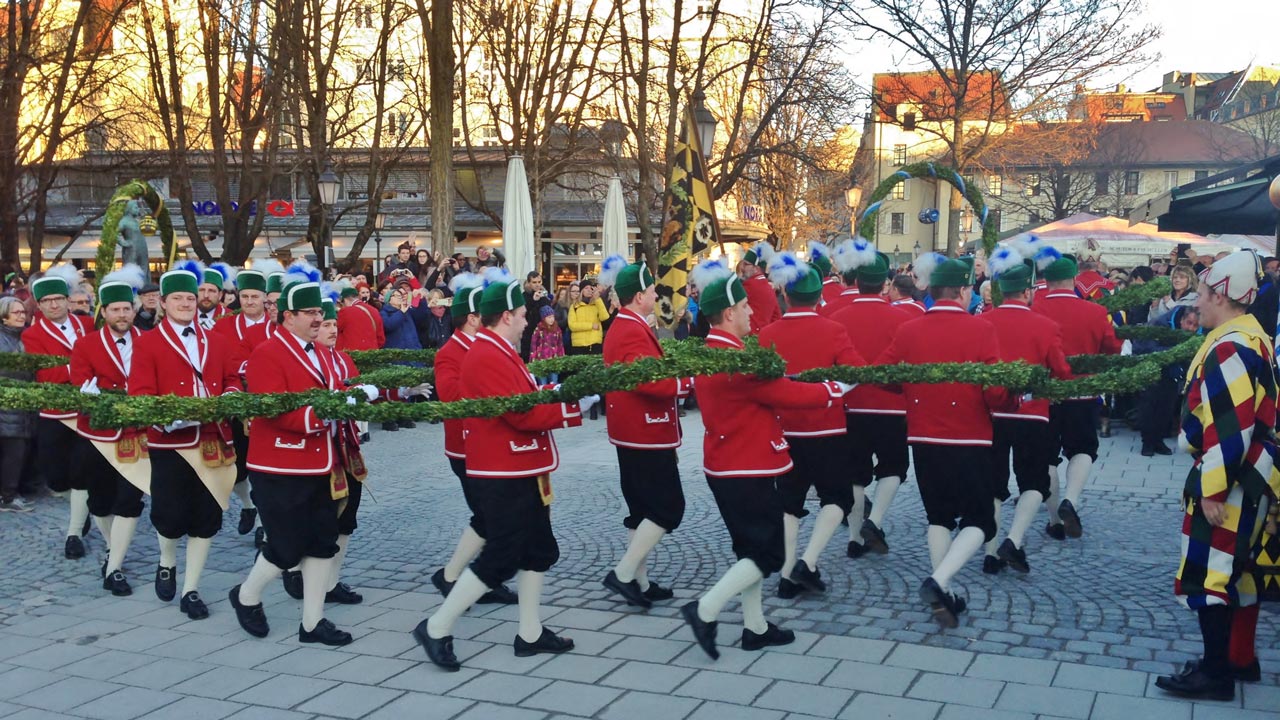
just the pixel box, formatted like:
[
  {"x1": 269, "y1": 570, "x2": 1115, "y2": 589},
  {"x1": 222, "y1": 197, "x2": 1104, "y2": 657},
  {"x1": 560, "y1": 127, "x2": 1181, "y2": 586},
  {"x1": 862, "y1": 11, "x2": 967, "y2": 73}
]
[{"x1": 0, "y1": 415, "x2": 1275, "y2": 718}]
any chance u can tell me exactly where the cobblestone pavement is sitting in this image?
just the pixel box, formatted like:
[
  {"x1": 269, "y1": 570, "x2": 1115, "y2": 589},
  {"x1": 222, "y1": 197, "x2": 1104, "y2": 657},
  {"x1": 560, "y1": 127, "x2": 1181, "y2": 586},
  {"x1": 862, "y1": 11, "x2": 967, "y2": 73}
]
[{"x1": 0, "y1": 412, "x2": 1276, "y2": 720}]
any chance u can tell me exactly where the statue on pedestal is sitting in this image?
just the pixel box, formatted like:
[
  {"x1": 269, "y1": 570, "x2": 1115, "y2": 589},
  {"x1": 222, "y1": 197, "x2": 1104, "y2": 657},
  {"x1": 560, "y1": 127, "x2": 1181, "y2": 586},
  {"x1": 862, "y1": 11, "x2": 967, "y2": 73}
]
[{"x1": 116, "y1": 198, "x2": 150, "y2": 270}]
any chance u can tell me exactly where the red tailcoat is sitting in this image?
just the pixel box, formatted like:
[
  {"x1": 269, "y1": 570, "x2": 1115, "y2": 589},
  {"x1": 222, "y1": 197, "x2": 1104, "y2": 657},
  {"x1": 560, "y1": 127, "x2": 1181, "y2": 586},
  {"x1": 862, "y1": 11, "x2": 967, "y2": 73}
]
[
  {"x1": 757, "y1": 310, "x2": 864, "y2": 436},
  {"x1": 695, "y1": 329, "x2": 843, "y2": 477},
  {"x1": 337, "y1": 302, "x2": 386, "y2": 352},
  {"x1": 246, "y1": 330, "x2": 343, "y2": 475},
  {"x1": 23, "y1": 314, "x2": 92, "y2": 419},
  {"x1": 892, "y1": 299, "x2": 926, "y2": 316},
  {"x1": 820, "y1": 278, "x2": 844, "y2": 306},
  {"x1": 461, "y1": 328, "x2": 582, "y2": 478},
  {"x1": 830, "y1": 297, "x2": 910, "y2": 416},
  {"x1": 982, "y1": 301, "x2": 1073, "y2": 421},
  {"x1": 603, "y1": 308, "x2": 683, "y2": 449},
  {"x1": 69, "y1": 327, "x2": 143, "y2": 441},
  {"x1": 1033, "y1": 290, "x2": 1123, "y2": 357},
  {"x1": 130, "y1": 319, "x2": 242, "y2": 449},
  {"x1": 876, "y1": 301, "x2": 1013, "y2": 446},
  {"x1": 212, "y1": 313, "x2": 271, "y2": 375},
  {"x1": 743, "y1": 274, "x2": 781, "y2": 335},
  {"x1": 818, "y1": 289, "x2": 860, "y2": 318},
  {"x1": 434, "y1": 331, "x2": 473, "y2": 459}
]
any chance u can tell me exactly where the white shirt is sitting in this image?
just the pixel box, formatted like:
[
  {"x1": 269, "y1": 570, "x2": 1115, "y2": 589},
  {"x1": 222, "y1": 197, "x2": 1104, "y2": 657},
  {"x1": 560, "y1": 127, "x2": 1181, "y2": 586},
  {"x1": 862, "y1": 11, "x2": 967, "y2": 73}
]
[
  {"x1": 170, "y1": 320, "x2": 201, "y2": 369},
  {"x1": 111, "y1": 332, "x2": 132, "y2": 374},
  {"x1": 197, "y1": 310, "x2": 218, "y2": 331},
  {"x1": 55, "y1": 319, "x2": 78, "y2": 346},
  {"x1": 290, "y1": 331, "x2": 322, "y2": 373},
  {"x1": 242, "y1": 313, "x2": 265, "y2": 327}
]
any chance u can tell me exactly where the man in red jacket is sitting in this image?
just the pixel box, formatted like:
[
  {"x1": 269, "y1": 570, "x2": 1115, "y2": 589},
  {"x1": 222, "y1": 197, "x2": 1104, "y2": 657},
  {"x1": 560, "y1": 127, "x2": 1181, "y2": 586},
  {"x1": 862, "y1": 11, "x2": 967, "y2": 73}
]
[
  {"x1": 130, "y1": 262, "x2": 243, "y2": 620},
  {"x1": 196, "y1": 264, "x2": 233, "y2": 330},
  {"x1": 739, "y1": 242, "x2": 781, "y2": 334},
  {"x1": 69, "y1": 266, "x2": 148, "y2": 596},
  {"x1": 599, "y1": 260, "x2": 685, "y2": 608},
  {"x1": 336, "y1": 280, "x2": 386, "y2": 352},
  {"x1": 830, "y1": 249, "x2": 913, "y2": 557},
  {"x1": 878, "y1": 256, "x2": 1013, "y2": 629},
  {"x1": 758, "y1": 258, "x2": 864, "y2": 599},
  {"x1": 980, "y1": 251, "x2": 1073, "y2": 575},
  {"x1": 414, "y1": 272, "x2": 583, "y2": 671},
  {"x1": 1033, "y1": 250, "x2": 1122, "y2": 539},
  {"x1": 24, "y1": 265, "x2": 94, "y2": 559},
  {"x1": 680, "y1": 259, "x2": 850, "y2": 660},
  {"x1": 888, "y1": 272, "x2": 926, "y2": 315},
  {"x1": 429, "y1": 273, "x2": 517, "y2": 605}
]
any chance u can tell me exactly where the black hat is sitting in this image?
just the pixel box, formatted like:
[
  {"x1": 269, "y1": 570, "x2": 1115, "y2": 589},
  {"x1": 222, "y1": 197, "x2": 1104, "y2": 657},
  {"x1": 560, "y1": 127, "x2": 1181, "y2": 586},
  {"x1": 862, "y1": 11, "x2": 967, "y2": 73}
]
[{"x1": 139, "y1": 283, "x2": 160, "y2": 294}]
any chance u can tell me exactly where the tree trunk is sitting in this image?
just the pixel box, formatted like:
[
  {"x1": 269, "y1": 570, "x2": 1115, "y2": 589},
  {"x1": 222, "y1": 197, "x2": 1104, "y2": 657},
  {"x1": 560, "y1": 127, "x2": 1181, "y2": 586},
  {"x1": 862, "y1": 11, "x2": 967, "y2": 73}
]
[
  {"x1": 427, "y1": 0, "x2": 455, "y2": 256},
  {"x1": 946, "y1": 185, "x2": 963, "y2": 256}
]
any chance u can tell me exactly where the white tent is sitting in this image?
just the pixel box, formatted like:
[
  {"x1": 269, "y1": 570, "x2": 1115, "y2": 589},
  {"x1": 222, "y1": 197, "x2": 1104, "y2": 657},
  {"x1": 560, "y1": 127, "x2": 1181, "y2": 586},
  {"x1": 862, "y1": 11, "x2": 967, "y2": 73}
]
[
  {"x1": 502, "y1": 155, "x2": 536, "y2": 279},
  {"x1": 1002, "y1": 213, "x2": 1237, "y2": 267}
]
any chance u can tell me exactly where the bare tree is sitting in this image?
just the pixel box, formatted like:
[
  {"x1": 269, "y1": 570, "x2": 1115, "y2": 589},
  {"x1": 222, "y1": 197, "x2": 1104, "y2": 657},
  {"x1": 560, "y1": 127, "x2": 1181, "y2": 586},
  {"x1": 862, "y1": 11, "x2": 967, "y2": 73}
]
[
  {"x1": 980, "y1": 120, "x2": 1101, "y2": 223},
  {"x1": 415, "y1": 0, "x2": 456, "y2": 257}
]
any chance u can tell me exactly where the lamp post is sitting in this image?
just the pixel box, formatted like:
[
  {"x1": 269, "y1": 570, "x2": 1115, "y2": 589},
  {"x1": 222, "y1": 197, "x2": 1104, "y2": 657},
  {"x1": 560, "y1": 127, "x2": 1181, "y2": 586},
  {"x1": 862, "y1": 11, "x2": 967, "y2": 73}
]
[
  {"x1": 317, "y1": 164, "x2": 340, "y2": 272},
  {"x1": 691, "y1": 90, "x2": 717, "y2": 162},
  {"x1": 373, "y1": 209, "x2": 386, "y2": 277},
  {"x1": 845, "y1": 185, "x2": 862, "y2": 237}
]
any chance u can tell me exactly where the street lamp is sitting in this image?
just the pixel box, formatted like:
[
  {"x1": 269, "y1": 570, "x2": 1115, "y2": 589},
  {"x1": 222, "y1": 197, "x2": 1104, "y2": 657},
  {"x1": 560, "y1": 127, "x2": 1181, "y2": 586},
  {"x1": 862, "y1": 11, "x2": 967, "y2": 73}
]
[
  {"x1": 317, "y1": 164, "x2": 341, "y2": 272},
  {"x1": 845, "y1": 185, "x2": 863, "y2": 235},
  {"x1": 373, "y1": 209, "x2": 386, "y2": 276},
  {"x1": 691, "y1": 90, "x2": 717, "y2": 162}
]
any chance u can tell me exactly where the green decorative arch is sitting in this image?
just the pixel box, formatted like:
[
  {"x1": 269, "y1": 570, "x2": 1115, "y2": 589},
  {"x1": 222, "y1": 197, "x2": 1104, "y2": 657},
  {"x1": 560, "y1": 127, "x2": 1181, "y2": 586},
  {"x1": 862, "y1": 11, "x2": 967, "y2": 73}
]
[
  {"x1": 95, "y1": 180, "x2": 175, "y2": 287},
  {"x1": 856, "y1": 161, "x2": 998, "y2": 260}
]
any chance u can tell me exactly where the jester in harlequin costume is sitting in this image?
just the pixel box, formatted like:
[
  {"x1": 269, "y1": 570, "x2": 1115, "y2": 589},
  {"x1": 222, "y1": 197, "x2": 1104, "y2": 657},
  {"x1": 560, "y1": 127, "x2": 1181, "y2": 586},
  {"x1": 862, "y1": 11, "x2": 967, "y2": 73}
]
[
  {"x1": 23, "y1": 264, "x2": 94, "y2": 559},
  {"x1": 877, "y1": 255, "x2": 1015, "y2": 629},
  {"x1": 130, "y1": 261, "x2": 243, "y2": 620},
  {"x1": 739, "y1": 242, "x2": 781, "y2": 335},
  {"x1": 1156, "y1": 251, "x2": 1280, "y2": 701},
  {"x1": 678, "y1": 259, "x2": 852, "y2": 660},
  {"x1": 828, "y1": 242, "x2": 913, "y2": 557},
  {"x1": 817, "y1": 238, "x2": 866, "y2": 319},
  {"x1": 69, "y1": 265, "x2": 149, "y2": 596},
  {"x1": 597, "y1": 256, "x2": 686, "y2": 609},
  {"x1": 195, "y1": 263, "x2": 235, "y2": 330},
  {"x1": 430, "y1": 272, "x2": 518, "y2": 606},
  {"x1": 414, "y1": 269, "x2": 586, "y2": 671},
  {"x1": 757, "y1": 254, "x2": 864, "y2": 600}
]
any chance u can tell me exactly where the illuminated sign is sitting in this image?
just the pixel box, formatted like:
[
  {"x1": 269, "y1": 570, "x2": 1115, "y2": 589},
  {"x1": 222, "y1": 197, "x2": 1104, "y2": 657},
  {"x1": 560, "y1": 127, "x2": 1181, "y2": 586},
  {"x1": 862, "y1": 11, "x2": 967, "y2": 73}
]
[{"x1": 191, "y1": 200, "x2": 294, "y2": 217}]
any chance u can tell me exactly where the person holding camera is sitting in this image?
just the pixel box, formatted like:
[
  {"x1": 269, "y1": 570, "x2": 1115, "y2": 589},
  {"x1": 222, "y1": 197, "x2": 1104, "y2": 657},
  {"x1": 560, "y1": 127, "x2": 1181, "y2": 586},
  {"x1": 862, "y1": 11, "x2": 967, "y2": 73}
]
[
  {"x1": 568, "y1": 278, "x2": 609, "y2": 355},
  {"x1": 521, "y1": 272, "x2": 552, "y2": 360},
  {"x1": 379, "y1": 276, "x2": 430, "y2": 432}
]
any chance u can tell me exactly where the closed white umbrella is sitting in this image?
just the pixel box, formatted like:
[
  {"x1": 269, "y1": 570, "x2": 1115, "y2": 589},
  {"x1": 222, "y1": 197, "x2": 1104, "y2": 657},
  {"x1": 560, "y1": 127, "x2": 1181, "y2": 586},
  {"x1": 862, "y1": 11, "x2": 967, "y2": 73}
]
[
  {"x1": 502, "y1": 154, "x2": 535, "y2": 279},
  {"x1": 602, "y1": 176, "x2": 629, "y2": 259}
]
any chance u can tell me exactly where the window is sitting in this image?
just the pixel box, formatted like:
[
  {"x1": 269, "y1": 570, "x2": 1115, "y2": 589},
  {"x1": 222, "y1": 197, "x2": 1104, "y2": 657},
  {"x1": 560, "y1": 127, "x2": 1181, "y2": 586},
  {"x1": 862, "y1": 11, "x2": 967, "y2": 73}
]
[
  {"x1": 902, "y1": 112, "x2": 917, "y2": 132},
  {"x1": 1194, "y1": 170, "x2": 1210, "y2": 182},
  {"x1": 1095, "y1": 172, "x2": 1109, "y2": 196},
  {"x1": 890, "y1": 213, "x2": 905, "y2": 235},
  {"x1": 892, "y1": 144, "x2": 907, "y2": 165},
  {"x1": 388, "y1": 58, "x2": 407, "y2": 81},
  {"x1": 988, "y1": 209, "x2": 1002, "y2": 231},
  {"x1": 988, "y1": 175, "x2": 1002, "y2": 196},
  {"x1": 1123, "y1": 171, "x2": 1140, "y2": 195},
  {"x1": 1024, "y1": 173, "x2": 1041, "y2": 197},
  {"x1": 1029, "y1": 211, "x2": 1041, "y2": 224},
  {"x1": 891, "y1": 182, "x2": 906, "y2": 200},
  {"x1": 353, "y1": 3, "x2": 374, "y2": 28},
  {"x1": 1164, "y1": 171, "x2": 1179, "y2": 191}
]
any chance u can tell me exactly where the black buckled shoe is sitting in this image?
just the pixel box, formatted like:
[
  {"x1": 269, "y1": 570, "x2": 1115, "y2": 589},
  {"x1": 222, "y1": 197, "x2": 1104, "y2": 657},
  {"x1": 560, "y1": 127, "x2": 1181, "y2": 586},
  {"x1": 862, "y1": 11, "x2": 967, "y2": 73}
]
[
  {"x1": 1155, "y1": 664, "x2": 1234, "y2": 701},
  {"x1": 776, "y1": 576, "x2": 806, "y2": 600},
  {"x1": 477, "y1": 584, "x2": 518, "y2": 605},
  {"x1": 847, "y1": 541, "x2": 868, "y2": 559},
  {"x1": 282, "y1": 570, "x2": 304, "y2": 600},
  {"x1": 180, "y1": 591, "x2": 209, "y2": 620},
  {"x1": 325, "y1": 582, "x2": 363, "y2": 605},
  {"x1": 919, "y1": 577, "x2": 959, "y2": 629},
  {"x1": 861, "y1": 520, "x2": 890, "y2": 554},
  {"x1": 790, "y1": 560, "x2": 826, "y2": 593},
  {"x1": 237, "y1": 508, "x2": 257, "y2": 535},
  {"x1": 398, "y1": 420, "x2": 417, "y2": 429},
  {"x1": 952, "y1": 594, "x2": 968, "y2": 615},
  {"x1": 64, "y1": 535, "x2": 85, "y2": 560},
  {"x1": 982, "y1": 555, "x2": 1005, "y2": 575},
  {"x1": 603, "y1": 570, "x2": 652, "y2": 608},
  {"x1": 680, "y1": 601, "x2": 719, "y2": 660},
  {"x1": 102, "y1": 570, "x2": 132, "y2": 597},
  {"x1": 742, "y1": 622, "x2": 795, "y2": 651},
  {"x1": 430, "y1": 568, "x2": 454, "y2": 597},
  {"x1": 1045, "y1": 522, "x2": 1066, "y2": 541},
  {"x1": 381, "y1": 421, "x2": 399, "y2": 432},
  {"x1": 514, "y1": 627, "x2": 574, "y2": 657},
  {"x1": 997, "y1": 538, "x2": 1030, "y2": 574},
  {"x1": 299, "y1": 618, "x2": 352, "y2": 646},
  {"x1": 642, "y1": 582, "x2": 674, "y2": 602},
  {"x1": 413, "y1": 620, "x2": 461, "y2": 671},
  {"x1": 229, "y1": 585, "x2": 269, "y2": 638},
  {"x1": 154, "y1": 565, "x2": 177, "y2": 602},
  {"x1": 1151, "y1": 442, "x2": 1173, "y2": 456},
  {"x1": 1059, "y1": 500, "x2": 1083, "y2": 538},
  {"x1": 100, "y1": 551, "x2": 109, "y2": 578}
]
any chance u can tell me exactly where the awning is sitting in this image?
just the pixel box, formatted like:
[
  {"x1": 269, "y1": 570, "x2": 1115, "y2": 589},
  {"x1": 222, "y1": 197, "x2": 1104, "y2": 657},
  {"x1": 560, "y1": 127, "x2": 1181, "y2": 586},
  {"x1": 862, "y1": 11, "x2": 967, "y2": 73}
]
[{"x1": 1132, "y1": 155, "x2": 1280, "y2": 236}]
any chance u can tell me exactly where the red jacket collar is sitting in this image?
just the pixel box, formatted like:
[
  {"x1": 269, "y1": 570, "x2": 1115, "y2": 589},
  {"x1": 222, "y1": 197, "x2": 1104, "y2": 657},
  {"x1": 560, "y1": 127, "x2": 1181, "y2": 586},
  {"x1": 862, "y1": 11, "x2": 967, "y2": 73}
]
[
  {"x1": 783, "y1": 310, "x2": 819, "y2": 318},
  {"x1": 927, "y1": 300, "x2": 966, "y2": 313},
  {"x1": 997, "y1": 300, "x2": 1031, "y2": 311},
  {"x1": 854, "y1": 296, "x2": 887, "y2": 304},
  {"x1": 706, "y1": 329, "x2": 744, "y2": 348}
]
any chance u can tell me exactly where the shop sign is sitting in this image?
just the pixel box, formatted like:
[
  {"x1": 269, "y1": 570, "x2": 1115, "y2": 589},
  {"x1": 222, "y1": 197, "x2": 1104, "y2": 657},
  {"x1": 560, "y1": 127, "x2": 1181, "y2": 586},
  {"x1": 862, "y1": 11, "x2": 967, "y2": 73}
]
[{"x1": 191, "y1": 199, "x2": 294, "y2": 217}]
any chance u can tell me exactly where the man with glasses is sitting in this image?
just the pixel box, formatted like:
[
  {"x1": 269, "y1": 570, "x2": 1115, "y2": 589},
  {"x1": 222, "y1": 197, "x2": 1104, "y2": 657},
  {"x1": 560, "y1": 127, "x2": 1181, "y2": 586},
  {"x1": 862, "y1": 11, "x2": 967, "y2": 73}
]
[
  {"x1": 68, "y1": 289, "x2": 93, "y2": 317},
  {"x1": 23, "y1": 266, "x2": 94, "y2": 559}
]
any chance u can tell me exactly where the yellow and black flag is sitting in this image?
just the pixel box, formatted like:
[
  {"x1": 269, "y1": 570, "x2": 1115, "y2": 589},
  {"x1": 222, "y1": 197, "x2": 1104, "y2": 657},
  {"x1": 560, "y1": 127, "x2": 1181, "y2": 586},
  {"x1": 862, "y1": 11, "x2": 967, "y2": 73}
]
[{"x1": 655, "y1": 105, "x2": 722, "y2": 328}]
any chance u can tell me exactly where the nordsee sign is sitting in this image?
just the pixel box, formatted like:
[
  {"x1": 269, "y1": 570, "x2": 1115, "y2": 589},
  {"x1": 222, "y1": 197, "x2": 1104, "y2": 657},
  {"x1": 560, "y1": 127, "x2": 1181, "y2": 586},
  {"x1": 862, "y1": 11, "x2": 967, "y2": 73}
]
[
  {"x1": 192, "y1": 200, "x2": 295, "y2": 217},
  {"x1": 740, "y1": 205, "x2": 764, "y2": 223}
]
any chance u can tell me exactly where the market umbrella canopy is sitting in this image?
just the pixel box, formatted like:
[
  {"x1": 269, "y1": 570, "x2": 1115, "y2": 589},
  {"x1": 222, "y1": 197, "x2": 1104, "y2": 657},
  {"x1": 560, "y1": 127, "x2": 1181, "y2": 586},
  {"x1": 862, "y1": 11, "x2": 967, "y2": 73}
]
[
  {"x1": 502, "y1": 154, "x2": 536, "y2": 279},
  {"x1": 1134, "y1": 154, "x2": 1280, "y2": 236},
  {"x1": 1001, "y1": 212, "x2": 1234, "y2": 265},
  {"x1": 602, "y1": 176, "x2": 629, "y2": 259}
]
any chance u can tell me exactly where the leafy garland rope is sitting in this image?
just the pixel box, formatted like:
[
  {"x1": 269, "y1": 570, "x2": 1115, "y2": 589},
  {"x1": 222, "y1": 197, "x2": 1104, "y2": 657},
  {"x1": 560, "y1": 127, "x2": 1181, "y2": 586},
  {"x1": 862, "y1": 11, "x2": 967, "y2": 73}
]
[{"x1": 95, "y1": 180, "x2": 175, "y2": 285}]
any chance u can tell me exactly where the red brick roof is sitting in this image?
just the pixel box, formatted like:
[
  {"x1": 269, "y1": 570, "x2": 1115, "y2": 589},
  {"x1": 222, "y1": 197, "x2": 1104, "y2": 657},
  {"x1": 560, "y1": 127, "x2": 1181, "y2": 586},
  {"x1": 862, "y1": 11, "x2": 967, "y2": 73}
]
[{"x1": 872, "y1": 71, "x2": 1010, "y2": 122}]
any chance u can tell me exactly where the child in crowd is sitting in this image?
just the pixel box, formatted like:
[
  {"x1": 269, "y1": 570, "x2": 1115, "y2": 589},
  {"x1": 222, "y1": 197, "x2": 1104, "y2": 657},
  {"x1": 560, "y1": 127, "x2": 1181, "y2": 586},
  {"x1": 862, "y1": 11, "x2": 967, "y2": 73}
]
[{"x1": 530, "y1": 304, "x2": 564, "y2": 384}]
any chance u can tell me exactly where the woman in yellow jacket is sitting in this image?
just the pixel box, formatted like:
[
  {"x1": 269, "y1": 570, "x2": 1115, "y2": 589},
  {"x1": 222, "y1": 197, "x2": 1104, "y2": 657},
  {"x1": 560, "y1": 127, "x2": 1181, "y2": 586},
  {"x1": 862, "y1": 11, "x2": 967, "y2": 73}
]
[{"x1": 567, "y1": 278, "x2": 611, "y2": 355}]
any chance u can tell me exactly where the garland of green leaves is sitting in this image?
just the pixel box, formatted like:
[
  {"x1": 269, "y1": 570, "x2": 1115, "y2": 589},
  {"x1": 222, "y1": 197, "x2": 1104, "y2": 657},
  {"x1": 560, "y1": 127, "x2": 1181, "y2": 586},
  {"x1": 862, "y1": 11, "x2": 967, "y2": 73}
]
[
  {"x1": 856, "y1": 162, "x2": 998, "y2": 261},
  {"x1": 1095, "y1": 277, "x2": 1172, "y2": 312},
  {"x1": 95, "y1": 180, "x2": 175, "y2": 284}
]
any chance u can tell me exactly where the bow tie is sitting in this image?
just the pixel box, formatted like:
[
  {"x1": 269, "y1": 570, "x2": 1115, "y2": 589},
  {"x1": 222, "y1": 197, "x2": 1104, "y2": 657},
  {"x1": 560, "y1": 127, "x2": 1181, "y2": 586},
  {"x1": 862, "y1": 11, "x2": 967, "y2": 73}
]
[
  {"x1": 116, "y1": 338, "x2": 126, "y2": 346},
  {"x1": 182, "y1": 327, "x2": 195, "y2": 337},
  {"x1": 304, "y1": 342, "x2": 314, "y2": 353}
]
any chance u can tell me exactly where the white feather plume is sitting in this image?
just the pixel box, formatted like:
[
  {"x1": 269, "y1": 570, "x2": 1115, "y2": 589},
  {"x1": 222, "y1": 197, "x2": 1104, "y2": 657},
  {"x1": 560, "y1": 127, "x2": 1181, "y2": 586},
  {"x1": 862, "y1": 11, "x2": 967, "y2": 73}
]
[
  {"x1": 251, "y1": 258, "x2": 285, "y2": 279},
  {"x1": 751, "y1": 242, "x2": 775, "y2": 265},
  {"x1": 809, "y1": 242, "x2": 831, "y2": 264},
  {"x1": 766, "y1": 252, "x2": 808, "y2": 289},
  {"x1": 832, "y1": 237, "x2": 879, "y2": 273},
  {"x1": 482, "y1": 266, "x2": 514, "y2": 288},
  {"x1": 987, "y1": 246, "x2": 1026, "y2": 279},
  {"x1": 282, "y1": 259, "x2": 321, "y2": 287},
  {"x1": 912, "y1": 252, "x2": 947, "y2": 290},
  {"x1": 596, "y1": 254, "x2": 629, "y2": 288},
  {"x1": 43, "y1": 264, "x2": 83, "y2": 287},
  {"x1": 689, "y1": 258, "x2": 732, "y2": 292},
  {"x1": 449, "y1": 272, "x2": 484, "y2": 293},
  {"x1": 1034, "y1": 246, "x2": 1063, "y2": 271},
  {"x1": 101, "y1": 264, "x2": 147, "y2": 291},
  {"x1": 210, "y1": 262, "x2": 238, "y2": 290}
]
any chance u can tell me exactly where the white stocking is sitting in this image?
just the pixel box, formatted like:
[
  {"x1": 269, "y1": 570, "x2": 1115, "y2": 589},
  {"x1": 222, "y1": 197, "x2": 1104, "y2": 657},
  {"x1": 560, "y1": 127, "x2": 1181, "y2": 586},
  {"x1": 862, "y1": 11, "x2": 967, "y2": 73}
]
[
  {"x1": 516, "y1": 570, "x2": 545, "y2": 643},
  {"x1": 930, "y1": 526, "x2": 985, "y2": 592},
  {"x1": 1046, "y1": 467, "x2": 1063, "y2": 523},
  {"x1": 299, "y1": 556, "x2": 331, "y2": 632},
  {"x1": 67, "y1": 489, "x2": 89, "y2": 538},
  {"x1": 615, "y1": 520, "x2": 666, "y2": 584},
  {"x1": 868, "y1": 476, "x2": 901, "y2": 527},
  {"x1": 802, "y1": 505, "x2": 845, "y2": 569},
  {"x1": 739, "y1": 579, "x2": 767, "y2": 634},
  {"x1": 182, "y1": 537, "x2": 211, "y2": 595},
  {"x1": 156, "y1": 533, "x2": 178, "y2": 567},
  {"x1": 426, "y1": 569, "x2": 489, "y2": 638},
  {"x1": 1008, "y1": 490, "x2": 1043, "y2": 548},
  {"x1": 232, "y1": 481, "x2": 255, "y2": 510},
  {"x1": 238, "y1": 554, "x2": 281, "y2": 606},
  {"x1": 847, "y1": 486, "x2": 866, "y2": 544},
  {"x1": 926, "y1": 525, "x2": 952, "y2": 571},
  {"x1": 1063, "y1": 454, "x2": 1092, "y2": 506},
  {"x1": 105, "y1": 516, "x2": 137, "y2": 574},
  {"x1": 781, "y1": 514, "x2": 800, "y2": 579},
  {"x1": 985, "y1": 499, "x2": 1003, "y2": 556},
  {"x1": 329, "y1": 535, "x2": 350, "y2": 591},
  {"x1": 93, "y1": 514, "x2": 113, "y2": 540},
  {"x1": 443, "y1": 527, "x2": 485, "y2": 583},
  {"x1": 697, "y1": 559, "x2": 763, "y2": 623}
]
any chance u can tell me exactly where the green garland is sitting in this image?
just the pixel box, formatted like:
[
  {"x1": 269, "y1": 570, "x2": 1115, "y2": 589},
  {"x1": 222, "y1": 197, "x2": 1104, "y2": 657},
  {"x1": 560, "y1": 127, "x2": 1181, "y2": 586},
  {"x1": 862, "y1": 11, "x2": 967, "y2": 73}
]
[
  {"x1": 1114, "y1": 325, "x2": 1193, "y2": 344},
  {"x1": 1095, "y1": 277, "x2": 1171, "y2": 312},
  {"x1": 346, "y1": 348, "x2": 437, "y2": 369}
]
